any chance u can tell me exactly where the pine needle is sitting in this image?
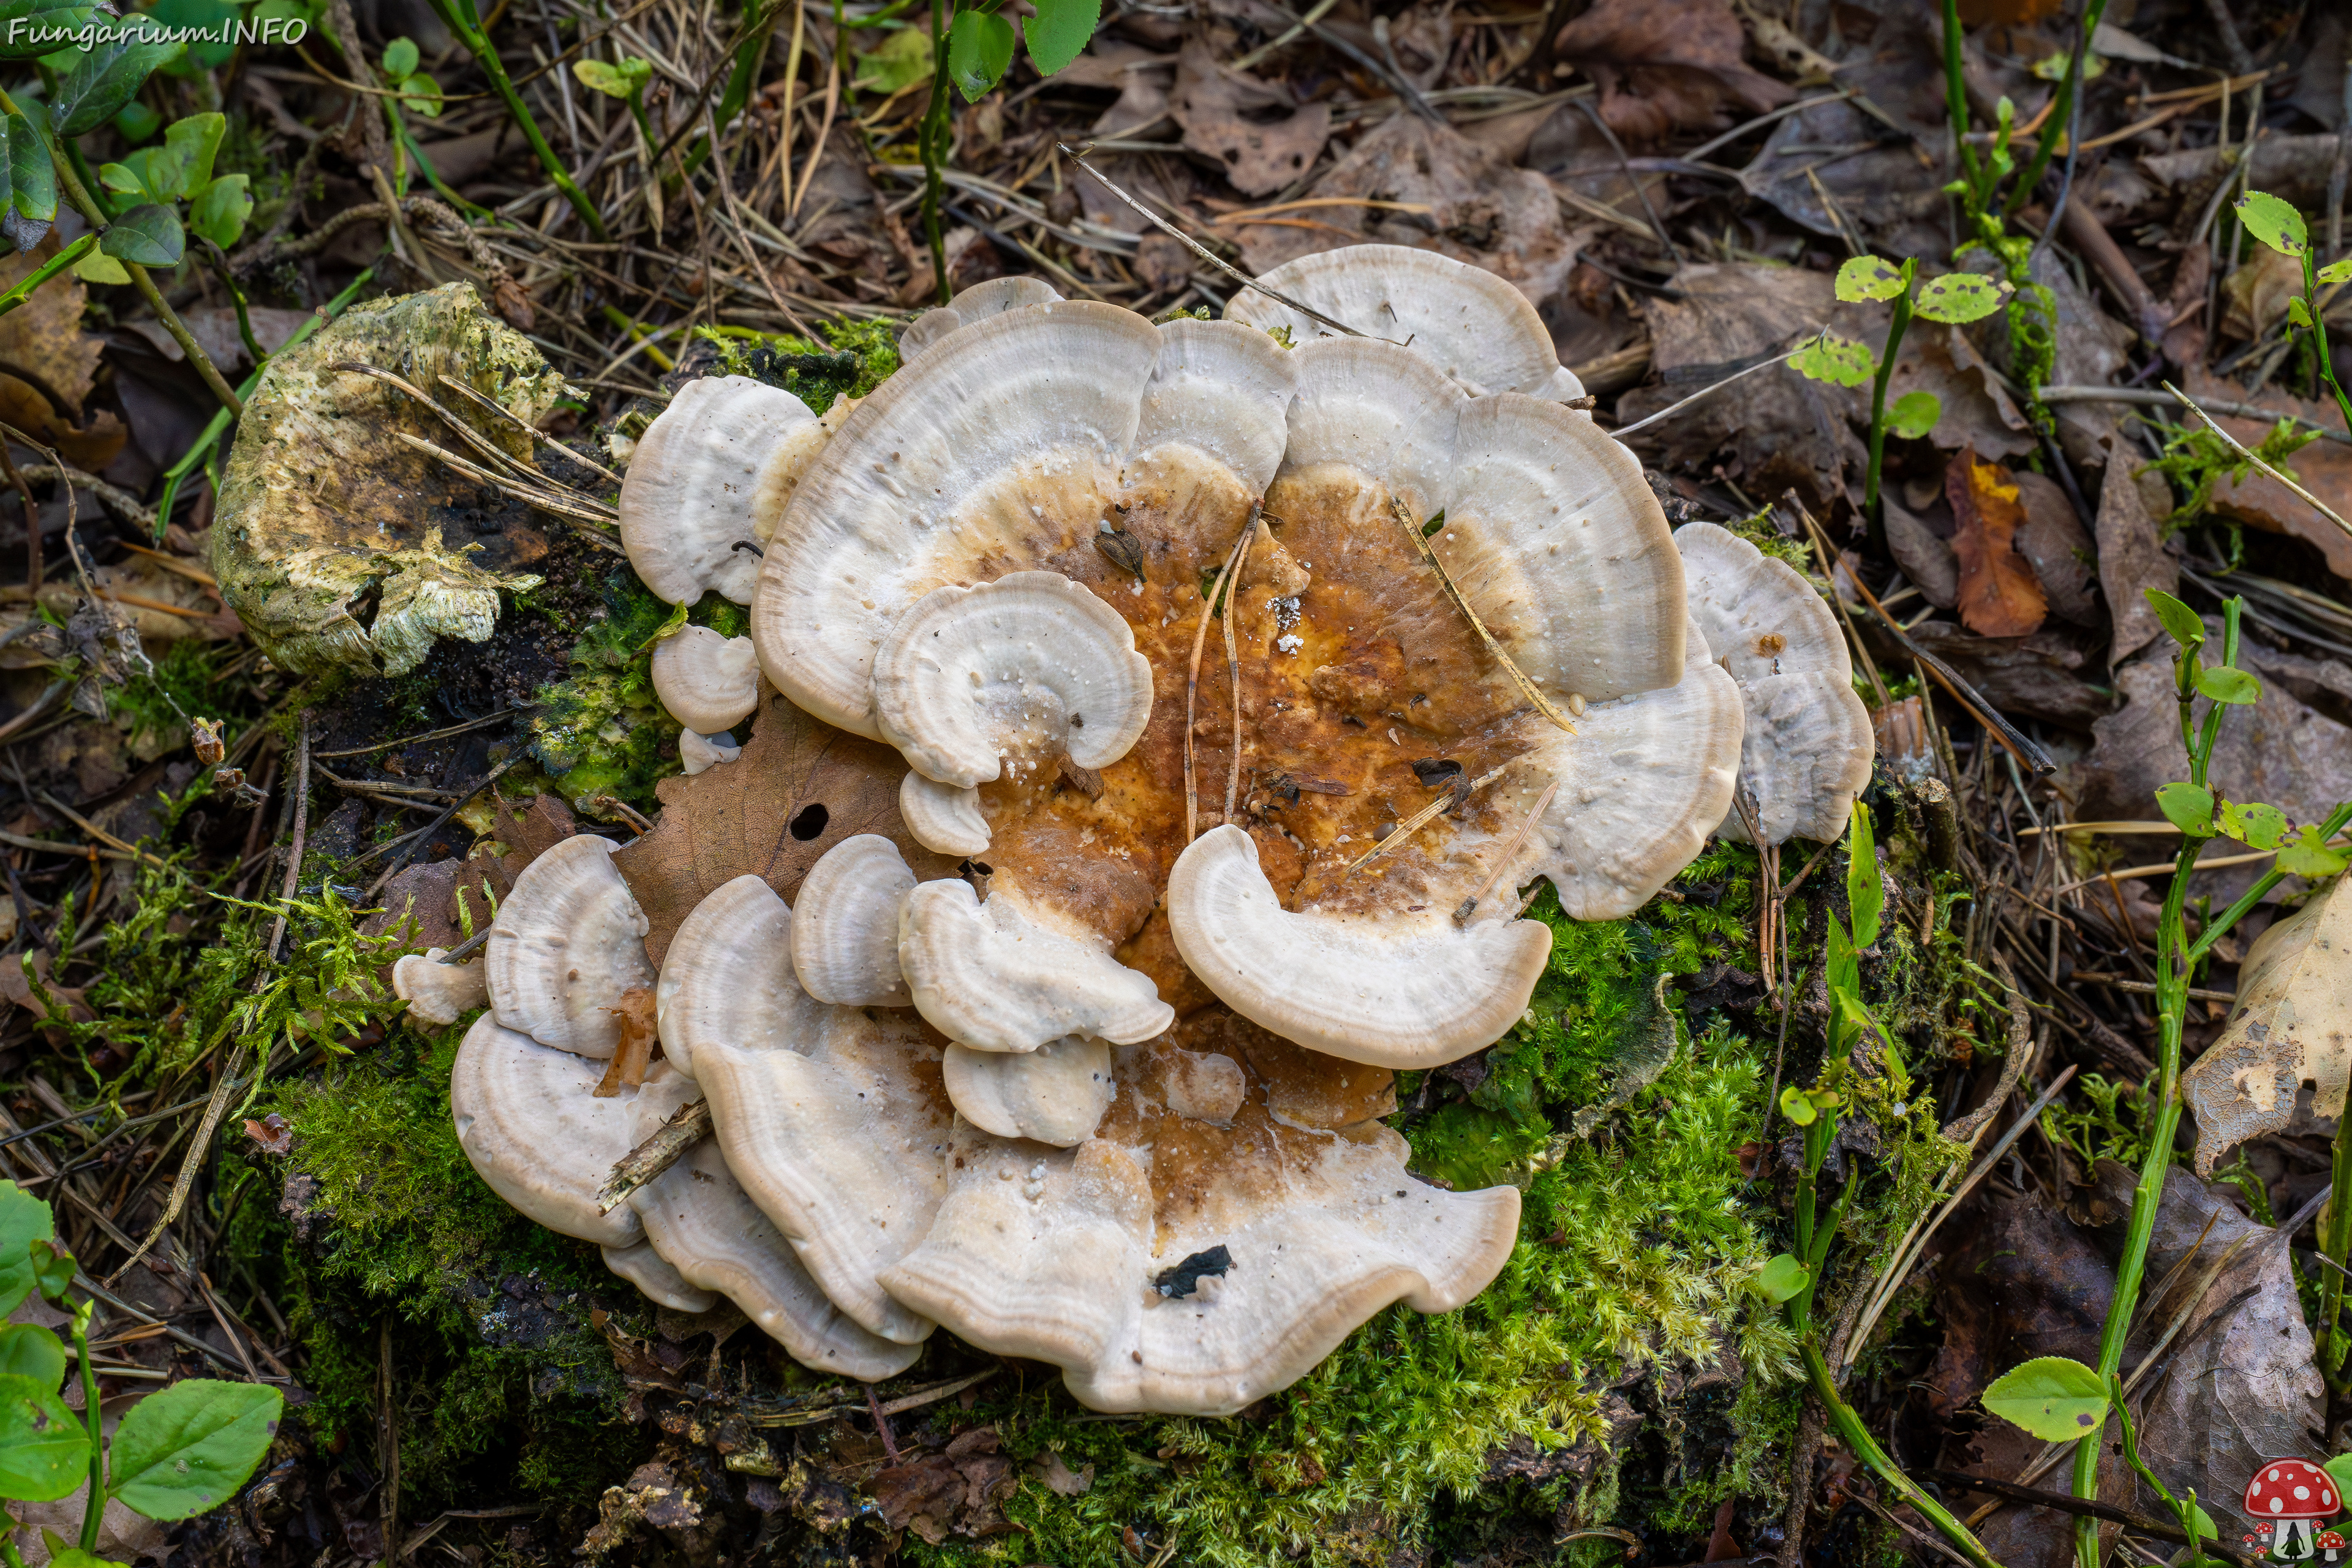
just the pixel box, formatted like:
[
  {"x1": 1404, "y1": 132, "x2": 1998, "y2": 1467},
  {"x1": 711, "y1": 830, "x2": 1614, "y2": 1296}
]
[{"x1": 1393, "y1": 497, "x2": 1577, "y2": 734}]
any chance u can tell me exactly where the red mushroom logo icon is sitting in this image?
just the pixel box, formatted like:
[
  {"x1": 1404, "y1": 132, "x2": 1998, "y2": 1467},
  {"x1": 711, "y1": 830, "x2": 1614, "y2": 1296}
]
[
  {"x1": 2245, "y1": 1458, "x2": 2339, "y2": 1560},
  {"x1": 2319, "y1": 1528, "x2": 2348, "y2": 1562}
]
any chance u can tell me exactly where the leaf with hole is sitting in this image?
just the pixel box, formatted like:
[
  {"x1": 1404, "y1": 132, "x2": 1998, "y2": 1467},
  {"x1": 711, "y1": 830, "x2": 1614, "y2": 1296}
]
[
  {"x1": 100, "y1": 205, "x2": 184, "y2": 268},
  {"x1": 1887, "y1": 390, "x2": 1940, "y2": 440},
  {"x1": 2217, "y1": 799, "x2": 2290, "y2": 851},
  {"x1": 107, "y1": 1379, "x2": 283, "y2": 1520},
  {"x1": 1789, "y1": 333, "x2": 1874, "y2": 388},
  {"x1": 2144, "y1": 589, "x2": 2204, "y2": 649},
  {"x1": 948, "y1": 7, "x2": 1016, "y2": 102},
  {"x1": 2197, "y1": 665, "x2": 2262, "y2": 706},
  {"x1": 0, "y1": 1324, "x2": 61, "y2": 1388},
  {"x1": 49, "y1": 37, "x2": 185, "y2": 138},
  {"x1": 1022, "y1": 0, "x2": 1099, "y2": 77},
  {"x1": 0, "y1": 1371, "x2": 87, "y2": 1501},
  {"x1": 1834, "y1": 254, "x2": 1905, "y2": 303},
  {"x1": 1756, "y1": 1253, "x2": 1809, "y2": 1302},
  {"x1": 0, "y1": 1182, "x2": 53, "y2": 1318},
  {"x1": 2154, "y1": 782, "x2": 2215, "y2": 837},
  {"x1": 1912, "y1": 272, "x2": 2011, "y2": 325},
  {"x1": 0, "y1": 110, "x2": 52, "y2": 254},
  {"x1": 1981, "y1": 1355, "x2": 2109, "y2": 1441},
  {"x1": 2277, "y1": 826, "x2": 2348, "y2": 880},
  {"x1": 2235, "y1": 190, "x2": 2308, "y2": 258}
]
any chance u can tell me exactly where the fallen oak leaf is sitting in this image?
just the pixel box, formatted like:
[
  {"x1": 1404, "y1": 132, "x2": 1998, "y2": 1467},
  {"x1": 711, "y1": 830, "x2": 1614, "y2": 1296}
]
[
  {"x1": 1946, "y1": 448, "x2": 2048, "y2": 638},
  {"x1": 2182, "y1": 875, "x2": 2352, "y2": 1171},
  {"x1": 1170, "y1": 39, "x2": 1329, "y2": 199},
  {"x1": 611, "y1": 684, "x2": 960, "y2": 966}
]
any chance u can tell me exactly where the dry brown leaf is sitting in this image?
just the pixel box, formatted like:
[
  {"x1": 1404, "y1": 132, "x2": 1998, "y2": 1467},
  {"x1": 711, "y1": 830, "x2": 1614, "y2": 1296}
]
[
  {"x1": 1946, "y1": 449, "x2": 2048, "y2": 638},
  {"x1": 2094, "y1": 451, "x2": 2179, "y2": 667},
  {"x1": 1233, "y1": 114, "x2": 1581, "y2": 307},
  {"x1": 1553, "y1": 0, "x2": 1793, "y2": 143},
  {"x1": 2182, "y1": 878, "x2": 2352, "y2": 1170},
  {"x1": 2010, "y1": 469, "x2": 2098, "y2": 626},
  {"x1": 1055, "y1": 38, "x2": 1176, "y2": 136},
  {"x1": 0, "y1": 372, "x2": 123, "y2": 473},
  {"x1": 2220, "y1": 244, "x2": 2305, "y2": 341},
  {"x1": 1170, "y1": 39, "x2": 1330, "y2": 198},
  {"x1": 2192, "y1": 368, "x2": 2352, "y2": 581},
  {"x1": 612, "y1": 686, "x2": 959, "y2": 966},
  {"x1": 0, "y1": 236, "x2": 99, "y2": 417}
]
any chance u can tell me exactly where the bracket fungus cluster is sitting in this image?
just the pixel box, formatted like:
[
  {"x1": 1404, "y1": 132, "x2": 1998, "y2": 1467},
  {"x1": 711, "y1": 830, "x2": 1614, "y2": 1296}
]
[{"x1": 447, "y1": 246, "x2": 1876, "y2": 1414}]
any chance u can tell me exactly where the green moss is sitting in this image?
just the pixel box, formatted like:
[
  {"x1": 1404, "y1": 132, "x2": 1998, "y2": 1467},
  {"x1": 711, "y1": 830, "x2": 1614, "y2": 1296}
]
[
  {"x1": 528, "y1": 572, "x2": 756, "y2": 818},
  {"x1": 110, "y1": 637, "x2": 253, "y2": 756},
  {"x1": 693, "y1": 315, "x2": 902, "y2": 413}
]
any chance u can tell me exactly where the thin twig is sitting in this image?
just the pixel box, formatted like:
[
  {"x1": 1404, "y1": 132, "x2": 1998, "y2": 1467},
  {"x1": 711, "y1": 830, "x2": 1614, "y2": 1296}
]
[
  {"x1": 2164, "y1": 379, "x2": 2352, "y2": 541},
  {"x1": 1396, "y1": 497, "x2": 1576, "y2": 733},
  {"x1": 1185, "y1": 518, "x2": 1255, "y2": 843}
]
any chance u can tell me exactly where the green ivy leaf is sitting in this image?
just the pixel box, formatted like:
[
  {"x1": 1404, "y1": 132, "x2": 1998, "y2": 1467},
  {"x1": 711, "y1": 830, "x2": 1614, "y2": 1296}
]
[
  {"x1": 1790, "y1": 333, "x2": 1874, "y2": 388},
  {"x1": 853, "y1": 26, "x2": 935, "y2": 96},
  {"x1": 1021, "y1": 0, "x2": 1099, "y2": 77},
  {"x1": 947, "y1": 6, "x2": 1015, "y2": 102},
  {"x1": 0, "y1": 1324, "x2": 63, "y2": 1388},
  {"x1": 380, "y1": 35, "x2": 419, "y2": 78},
  {"x1": 49, "y1": 37, "x2": 184, "y2": 138},
  {"x1": 153, "y1": 111, "x2": 225, "y2": 200},
  {"x1": 1834, "y1": 254, "x2": 1905, "y2": 303},
  {"x1": 0, "y1": 1371, "x2": 88, "y2": 1501},
  {"x1": 188, "y1": 173, "x2": 252, "y2": 249},
  {"x1": 1887, "y1": 390, "x2": 1940, "y2": 440},
  {"x1": 0, "y1": 110, "x2": 53, "y2": 253},
  {"x1": 1777, "y1": 1085, "x2": 1817, "y2": 1126},
  {"x1": 0, "y1": 1182, "x2": 53, "y2": 1317},
  {"x1": 2196, "y1": 664, "x2": 2262, "y2": 705},
  {"x1": 2235, "y1": 190, "x2": 2308, "y2": 258},
  {"x1": 0, "y1": 0, "x2": 97, "y2": 61},
  {"x1": 2216, "y1": 799, "x2": 2290, "y2": 851},
  {"x1": 2320, "y1": 258, "x2": 2352, "y2": 286},
  {"x1": 99, "y1": 204, "x2": 184, "y2": 268},
  {"x1": 27, "y1": 1240, "x2": 73, "y2": 1306},
  {"x1": 1912, "y1": 271, "x2": 2011, "y2": 325},
  {"x1": 1756, "y1": 1253, "x2": 1809, "y2": 1302},
  {"x1": 1847, "y1": 802, "x2": 1882, "y2": 951},
  {"x1": 1981, "y1": 1355, "x2": 2109, "y2": 1441},
  {"x1": 2154, "y1": 782, "x2": 2215, "y2": 837},
  {"x1": 2277, "y1": 825, "x2": 2349, "y2": 880},
  {"x1": 2143, "y1": 589, "x2": 2204, "y2": 649},
  {"x1": 105, "y1": 1379, "x2": 284, "y2": 1520}
]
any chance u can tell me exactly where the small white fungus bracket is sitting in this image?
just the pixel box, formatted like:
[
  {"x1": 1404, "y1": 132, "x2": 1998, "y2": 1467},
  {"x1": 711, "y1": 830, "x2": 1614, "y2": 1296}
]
[
  {"x1": 484, "y1": 833, "x2": 656, "y2": 1059},
  {"x1": 651, "y1": 625, "x2": 761, "y2": 735}
]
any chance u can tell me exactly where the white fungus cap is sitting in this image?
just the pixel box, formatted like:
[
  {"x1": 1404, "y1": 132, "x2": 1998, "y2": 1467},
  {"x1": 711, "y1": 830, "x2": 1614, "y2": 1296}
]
[
  {"x1": 679, "y1": 728, "x2": 741, "y2": 775},
  {"x1": 899, "y1": 878, "x2": 1174, "y2": 1053},
  {"x1": 618, "y1": 374, "x2": 821, "y2": 605},
  {"x1": 393, "y1": 948, "x2": 488, "y2": 1026},
  {"x1": 484, "y1": 833, "x2": 656, "y2": 1058},
  {"x1": 941, "y1": 1034, "x2": 1115, "y2": 1146},
  {"x1": 898, "y1": 771, "x2": 991, "y2": 858},
  {"x1": 651, "y1": 625, "x2": 761, "y2": 735},
  {"x1": 788, "y1": 833, "x2": 916, "y2": 1008}
]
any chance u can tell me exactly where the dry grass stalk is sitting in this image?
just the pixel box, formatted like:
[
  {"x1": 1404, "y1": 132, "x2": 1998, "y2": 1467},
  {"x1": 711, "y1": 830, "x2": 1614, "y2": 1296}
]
[{"x1": 1392, "y1": 497, "x2": 1577, "y2": 734}]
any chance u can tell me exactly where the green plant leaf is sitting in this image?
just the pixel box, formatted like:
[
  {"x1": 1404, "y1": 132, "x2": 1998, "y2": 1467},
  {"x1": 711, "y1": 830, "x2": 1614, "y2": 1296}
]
[
  {"x1": 1777, "y1": 1085, "x2": 1817, "y2": 1126},
  {"x1": 27, "y1": 1240, "x2": 72, "y2": 1306},
  {"x1": 1981, "y1": 1355, "x2": 2109, "y2": 1441},
  {"x1": 2143, "y1": 589, "x2": 2204, "y2": 649},
  {"x1": 113, "y1": 100, "x2": 162, "y2": 144},
  {"x1": 947, "y1": 6, "x2": 1015, "y2": 102},
  {"x1": 1022, "y1": 0, "x2": 1099, "y2": 77},
  {"x1": 106, "y1": 1379, "x2": 283, "y2": 1520},
  {"x1": 1847, "y1": 802, "x2": 1882, "y2": 950},
  {"x1": 1912, "y1": 271, "x2": 2011, "y2": 325},
  {"x1": 99, "y1": 204, "x2": 184, "y2": 268},
  {"x1": 0, "y1": 110, "x2": 53, "y2": 252},
  {"x1": 73, "y1": 250, "x2": 129, "y2": 285},
  {"x1": 48, "y1": 1551, "x2": 129, "y2": 1568},
  {"x1": 1825, "y1": 913, "x2": 1859, "y2": 1002},
  {"x1": 2216, "y1": 799, "x2": 2290, "y2": 851},
  {"x1": 1834, "y1": 254, "x2": 1905, "y2": 303},
  {"x1": 0, "y1": 1371, "x2": 88, "y2": 1501},
  {"x1": 188, "y1": 173, "x2": 252, "y2": 248},
  {"x1": 1756, "y1": 1253, "x2": 1809, "y2": 1302},
  {"x1": 0, "y1": 1182, "x2": 54, "y2": 1318},
  {"x1": 2290, "y1": 295, "x2": 2315, "y2": 329},
  {"x1": 2321, "y1": 259, "x2": 2352, "y2": 286},
  {"x1": 574, "y1": 55, "x2": 652, "y2": 99},
  {"x1": 2277, "y1": 825, "x2": 2349, "y2": 880},
  {"x1": 2196, "y1": 665, "x2": 2262, "y2": 705},
  {"x1": 0, "y1": 1324, "x2": 62, "y2": 1387},
  {"x1": 2324, "y1": 1452, "x2": 2352, "y2": 1500},
  {"x1": 2235, "y1": 189, "x2": 2308, "y2": 258},
  {"x1": 2154, "y1": 782, "x2": 2215, "y2": 837},
  {"x1": 396, "y1": 74, "x2": 443, "y2": 116},
  {"x1": 380, "y1": 35, "x2": 419, "y2": 78},
  {"x1": 49, "y1": 38, "x2": 184, "y2": 138},
  {"x1": 1887, "y1": 390, "x2": 1940, "y2": 440},
  {"x1": 153, "y1": 111, "x2": 225, "y2": 200},
  {"x1": 1789, "y1": 333, "x2": 1874, "y2": 388},
  {"x1": 0, "y1": 0, "x2": 97, "y2": 60},
  {"x1": 853, "y1": 26, "x2": 935, "y2": 96},
  {"x1": 97, "y1": 160, "x2": 149, "y2": 200}
]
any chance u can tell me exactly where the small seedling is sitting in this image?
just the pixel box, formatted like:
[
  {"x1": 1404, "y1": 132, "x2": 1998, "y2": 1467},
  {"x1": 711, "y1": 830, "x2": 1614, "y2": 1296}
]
[
  {"x1": 2233, "y1": 189, "x2": 2352, "y2": 436},
  {"x1": 379, "y1": 37, "x2": 445, "y2": 119},
  {"x1": 86, "y1": 112, "x2": 254, "y2": 284},
  {"x1": 1793, "y1": 255, "x2": 2010, "y2": 529}
]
